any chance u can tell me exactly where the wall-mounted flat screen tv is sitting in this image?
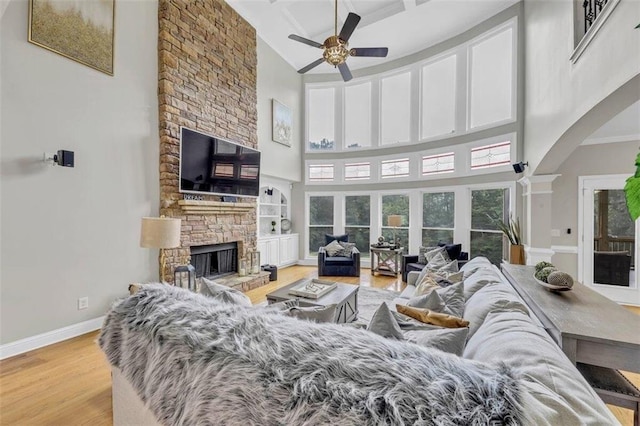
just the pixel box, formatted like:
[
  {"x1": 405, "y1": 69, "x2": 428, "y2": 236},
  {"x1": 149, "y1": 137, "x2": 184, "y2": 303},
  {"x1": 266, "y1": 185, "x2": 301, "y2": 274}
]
[{"x1": 179, "y1": 127, "x2": 261, "y2": 198}]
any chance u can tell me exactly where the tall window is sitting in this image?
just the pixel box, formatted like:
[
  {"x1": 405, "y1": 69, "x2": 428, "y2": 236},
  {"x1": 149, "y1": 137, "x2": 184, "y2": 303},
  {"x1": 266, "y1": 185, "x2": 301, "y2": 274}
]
[
  {"x1": 381, "y1": 194, "x2": 409, "y2": 249},
  {"x1": 344, "y1": 82, "x2": 371, "y2": 149},
  {"x1": 308, "y1": 88, "x2": 335, "y2": 150},
  {"x1": 345, "y1": 195, "x2": 371, "y2": 256},
  {"x1": 470, "y1": 188, "x2": 508, "y2": 264},
  {"x1": 381, "y1": 72, "x2": 411, "y2": 145},
  {"x1": 308, "y1": 196, "x2": 334, "y2": 255},
  {"x1": 469, "y1": 27, "x2": 514, "y2": 128},
  {"x1": 421, "y1": 55, "x2": 457, "y2": 139},
  {"x1": 423, "y1": 192, "x2": 455, "y2": 246}
]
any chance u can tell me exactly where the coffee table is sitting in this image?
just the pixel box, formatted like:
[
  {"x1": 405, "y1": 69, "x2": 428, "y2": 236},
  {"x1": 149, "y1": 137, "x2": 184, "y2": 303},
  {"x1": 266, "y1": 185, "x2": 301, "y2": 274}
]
[{"x1": 266, "y1": 279, "x2": 358, "y2": 323}]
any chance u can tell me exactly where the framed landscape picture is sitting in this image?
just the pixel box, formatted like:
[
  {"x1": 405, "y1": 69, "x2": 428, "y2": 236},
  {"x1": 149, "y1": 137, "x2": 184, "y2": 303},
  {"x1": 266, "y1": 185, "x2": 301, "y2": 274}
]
[
  {"x1": 28, "y1": 0, "x2": 115, "y2": 75},
  {"x1": 272, "y1": 99, "x2": 292, "y2": 147}
]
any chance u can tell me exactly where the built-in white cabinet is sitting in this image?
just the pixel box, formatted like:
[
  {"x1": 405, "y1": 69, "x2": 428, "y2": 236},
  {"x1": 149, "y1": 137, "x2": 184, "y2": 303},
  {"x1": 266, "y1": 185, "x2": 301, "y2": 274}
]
[
  {"x1": 257, "y1": 233, "x2": 299, "y2": 268},
  {"x1": 259, "y1": 186, "x2": 288, "y2": 236}
]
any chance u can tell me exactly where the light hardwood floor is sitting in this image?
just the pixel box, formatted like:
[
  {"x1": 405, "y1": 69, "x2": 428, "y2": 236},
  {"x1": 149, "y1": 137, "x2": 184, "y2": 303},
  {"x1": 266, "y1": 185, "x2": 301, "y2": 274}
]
[{"x1": 0, "y1": 266, "x2": 637, "y2": 425}]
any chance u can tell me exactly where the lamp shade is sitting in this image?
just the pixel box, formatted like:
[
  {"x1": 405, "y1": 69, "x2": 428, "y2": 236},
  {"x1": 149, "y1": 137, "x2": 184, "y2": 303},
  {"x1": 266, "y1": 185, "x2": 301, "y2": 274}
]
[
  {"x1": 387, "y1": 215, "x2": 403, "y2": 227},
  {"x1": 140, "y1": 217, "x2": 181, "y2": 249}
]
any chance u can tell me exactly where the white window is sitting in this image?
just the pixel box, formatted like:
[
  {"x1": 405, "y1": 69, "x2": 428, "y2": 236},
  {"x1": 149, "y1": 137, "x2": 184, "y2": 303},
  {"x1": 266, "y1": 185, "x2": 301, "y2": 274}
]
[
  {"x1": 309, "y1": 164, "x2": 335, "y2": 182},
  {"x1": 381, "y1": 158, "x2": 410, "y2": 178},
  {"x1": 380, "y1": 72, "x2": 411, "y2": 145},
  {"x1": 470, "y1": 141, "x2": 510, "y2": 170},
  {"x1": 469, "y1": 27, "x2": 514, "y2": 129},
  {"x1": 345, "y1": 162, "x2": 371, "y2": 181},
  {"x1": 421, "y1": 55, "x2": 457, "y2": 139},
  {"x1": 308, "y1": 87, "x2": 335, "y2": 150},
  {"x1": 422, "y1": 152, "x2": 455, "y2": 176},
  {"x1": 344, "y1": 82, "x2": 371, "y2": 149}
]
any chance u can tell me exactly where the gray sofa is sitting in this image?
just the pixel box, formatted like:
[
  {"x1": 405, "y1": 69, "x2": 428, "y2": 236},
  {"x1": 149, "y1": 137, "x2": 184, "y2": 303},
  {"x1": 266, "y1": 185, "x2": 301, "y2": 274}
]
[{"x1": 104, "y1": 257, "x2": 619, "y2": 425}]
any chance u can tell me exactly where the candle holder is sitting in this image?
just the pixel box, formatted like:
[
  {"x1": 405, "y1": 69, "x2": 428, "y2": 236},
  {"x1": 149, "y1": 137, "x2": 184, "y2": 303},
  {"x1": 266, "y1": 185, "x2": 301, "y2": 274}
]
[{"x1": 250, "y1": 250, "x2": 261, "y2": 274}]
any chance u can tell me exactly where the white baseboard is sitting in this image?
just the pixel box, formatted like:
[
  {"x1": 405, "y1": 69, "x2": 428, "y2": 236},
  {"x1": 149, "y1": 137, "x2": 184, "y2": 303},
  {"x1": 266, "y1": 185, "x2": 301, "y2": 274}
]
[{"x1": 0, "y1": 316, "x2": 104, "y2": 360}]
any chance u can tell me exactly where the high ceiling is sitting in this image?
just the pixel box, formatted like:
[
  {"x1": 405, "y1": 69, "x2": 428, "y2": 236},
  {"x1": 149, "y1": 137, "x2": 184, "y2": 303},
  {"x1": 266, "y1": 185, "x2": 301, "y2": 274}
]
[{"x1": 227, "y1": 0, "x2": 518, "y2": 73}]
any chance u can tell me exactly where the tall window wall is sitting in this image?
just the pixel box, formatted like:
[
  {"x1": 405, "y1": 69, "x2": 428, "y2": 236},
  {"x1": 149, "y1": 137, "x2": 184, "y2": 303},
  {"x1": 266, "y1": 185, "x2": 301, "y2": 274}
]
[
  {"x1": 305, "y1": 20, "x2": 516, "y2": 152},
  {"x1": 305, "y1": 184, "x2": 515, "y2": 264}
]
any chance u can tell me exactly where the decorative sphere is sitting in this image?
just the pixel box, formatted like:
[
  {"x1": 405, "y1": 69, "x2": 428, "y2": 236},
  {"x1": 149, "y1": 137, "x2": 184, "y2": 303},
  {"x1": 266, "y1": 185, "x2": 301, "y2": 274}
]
[
  {"x1": 547, "y1": 271, "x2": 574, "y2": 288},
  {"x1": 378, "y1": 236, "x2": 385, "y2": 243}
]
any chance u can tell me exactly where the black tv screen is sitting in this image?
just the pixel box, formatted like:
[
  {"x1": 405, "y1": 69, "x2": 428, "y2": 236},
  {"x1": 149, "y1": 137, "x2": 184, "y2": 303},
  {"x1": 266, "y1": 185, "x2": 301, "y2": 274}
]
[{"x1": 179, "y1": 127, "x2": 261, "y2": 198}]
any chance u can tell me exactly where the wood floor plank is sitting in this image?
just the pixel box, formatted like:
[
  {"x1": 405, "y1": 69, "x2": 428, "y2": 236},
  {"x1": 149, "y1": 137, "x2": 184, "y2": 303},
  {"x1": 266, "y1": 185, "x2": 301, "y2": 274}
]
[{"x1": 0, "y1": 266, "x2": 636, "y2": 425}]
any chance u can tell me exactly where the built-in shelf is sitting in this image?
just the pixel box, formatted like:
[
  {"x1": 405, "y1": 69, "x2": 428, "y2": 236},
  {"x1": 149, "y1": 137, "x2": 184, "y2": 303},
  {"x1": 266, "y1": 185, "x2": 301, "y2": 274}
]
[{"x1": 178, "y1": 200, "x2": 255, "y2": 215}]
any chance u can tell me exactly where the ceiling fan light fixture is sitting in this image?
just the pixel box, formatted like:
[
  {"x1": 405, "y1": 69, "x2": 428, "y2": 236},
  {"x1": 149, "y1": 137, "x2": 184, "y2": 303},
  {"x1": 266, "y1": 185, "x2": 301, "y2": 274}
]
[{"x1": 323, "y1": 36, "x2": 349, "y2": 66}]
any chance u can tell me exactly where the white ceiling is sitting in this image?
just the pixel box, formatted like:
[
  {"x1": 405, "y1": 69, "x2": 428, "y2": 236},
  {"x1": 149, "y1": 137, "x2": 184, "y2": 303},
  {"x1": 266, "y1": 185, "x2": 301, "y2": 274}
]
[{"x1": 227, "y1": 0, "x2": 518, "y2": 73}]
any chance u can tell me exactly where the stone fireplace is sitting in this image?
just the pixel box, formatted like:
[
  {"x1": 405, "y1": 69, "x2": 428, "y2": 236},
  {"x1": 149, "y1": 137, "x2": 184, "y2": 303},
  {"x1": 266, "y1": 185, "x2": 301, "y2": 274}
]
[{"x1": 155, "y1": 0, "x2": 268, "y2": 291}]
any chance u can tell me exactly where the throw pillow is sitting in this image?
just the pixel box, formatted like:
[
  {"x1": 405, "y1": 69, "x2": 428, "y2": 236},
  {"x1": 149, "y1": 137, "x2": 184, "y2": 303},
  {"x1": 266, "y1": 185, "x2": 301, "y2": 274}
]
[
  {"x1": 337, "y1": 241, "x2": 356, "y2": 257},
  {"x1": 437, "y1": 243, "x2": 463, "y2": 262},
  {"x1": 396, "y1": 304, "x2": 469, "y2": 328},
  {"x1": 404, "y1": 327, "x2": 470, "y2": 356},
  {"x1": 406, "y1": 281, "x2": 465, "y2": 318},
  {"x1": 418, "y1": 246, "x2": 437, "y2": 264},
  {"x1": 325, "y1": 233, "x2": 348, "y2": 245},
  {"x1": 287, "y1": 304, "x2": 337, "y2": 323},
  {"x1": 425, "y1": 249, "x2": 450, "y2": 270},
  {"x1": 200, "y1": 278, "x2": 252, "y2": 307},
  {"x1": 413, "y1": 274, "x2": 440, "y2": 297},
  {"x1": 425, "y1": 246, "x2": 450, "y2": 263},
  {"x1": 324, "y1": 240, "x2": 344, "y2": 257},
  {"x1": 367, "y1": 302, "x2": 404, "y2": 340}
]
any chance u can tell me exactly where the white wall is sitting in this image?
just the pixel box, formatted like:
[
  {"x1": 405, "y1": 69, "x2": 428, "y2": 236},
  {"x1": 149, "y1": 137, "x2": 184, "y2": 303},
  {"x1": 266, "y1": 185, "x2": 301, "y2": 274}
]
[
  {"x1": 256, "y1": 36, "x2": 303, "y2": 183},
  {"x1": 0, "y1": 0, "x2": 159, "y2": 345},
  {"x1": 523, "y1": 0, "x2": 640, "y2": 174}
]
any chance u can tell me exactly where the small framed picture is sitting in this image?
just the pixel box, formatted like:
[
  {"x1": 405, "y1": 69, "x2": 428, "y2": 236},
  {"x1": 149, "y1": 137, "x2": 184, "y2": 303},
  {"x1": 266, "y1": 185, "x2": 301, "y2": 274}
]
[{"x1": 272, "y1": 99, "x2": 292, "y2": 147}]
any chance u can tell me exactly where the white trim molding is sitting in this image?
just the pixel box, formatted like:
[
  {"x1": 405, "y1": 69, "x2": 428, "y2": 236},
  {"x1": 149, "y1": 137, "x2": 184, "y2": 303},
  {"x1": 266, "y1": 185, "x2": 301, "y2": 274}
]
[
  {"x1": 570, "y1": 0, "x2": 621, "y2": 64},
  {"x1": 525, "y1": 246, "x2": 555, "y2": 265},
  {"x1": 551, "y1": 245, "x2": 579, "y2": 254},
  {"x1": 0, "y1": 316, "x2": 104, "y2": 360},
  {"x1": 518, "y1": 174, "x2": 560, "y2": 195}
]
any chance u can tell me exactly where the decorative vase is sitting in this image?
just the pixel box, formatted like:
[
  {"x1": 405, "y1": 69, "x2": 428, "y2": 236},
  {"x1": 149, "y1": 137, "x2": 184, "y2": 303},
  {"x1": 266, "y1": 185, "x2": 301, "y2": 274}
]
[{"x1": 510, "y1": 244, "x2": 525, "y2": 265}]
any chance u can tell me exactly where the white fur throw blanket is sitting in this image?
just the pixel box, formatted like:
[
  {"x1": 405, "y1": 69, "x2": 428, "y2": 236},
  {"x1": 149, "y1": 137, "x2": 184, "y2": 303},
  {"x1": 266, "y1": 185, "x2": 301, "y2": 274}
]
[{"x1": 99, "y1": 284, "x2": 522, "y2": 425}]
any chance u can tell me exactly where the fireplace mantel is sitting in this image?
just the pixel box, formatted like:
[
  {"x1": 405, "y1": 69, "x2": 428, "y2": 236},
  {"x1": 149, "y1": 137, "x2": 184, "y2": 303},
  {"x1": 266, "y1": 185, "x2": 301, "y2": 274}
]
[{"x1": 178, "y1": 200, "x2": 255, "y2": 215}]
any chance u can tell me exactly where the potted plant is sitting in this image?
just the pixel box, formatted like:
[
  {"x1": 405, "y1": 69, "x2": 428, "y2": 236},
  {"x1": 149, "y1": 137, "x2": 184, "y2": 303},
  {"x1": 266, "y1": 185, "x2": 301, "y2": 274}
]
[{"x1": 496, "y1": 215, "x2": 525, "y2": 265}]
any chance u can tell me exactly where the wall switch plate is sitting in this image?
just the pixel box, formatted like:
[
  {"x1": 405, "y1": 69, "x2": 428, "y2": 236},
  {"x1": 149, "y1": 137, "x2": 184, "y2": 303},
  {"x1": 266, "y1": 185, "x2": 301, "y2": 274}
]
[
  {"x1": 551, "y1": 229, "x2": 561, "y2": 237},
  {"x1": 78, "y1": 297, "x2": 89, "y2": 310}
]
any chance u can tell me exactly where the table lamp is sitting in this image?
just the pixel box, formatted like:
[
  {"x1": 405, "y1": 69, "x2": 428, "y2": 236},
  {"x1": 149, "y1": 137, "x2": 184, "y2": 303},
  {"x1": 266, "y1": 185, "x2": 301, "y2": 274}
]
[
  {"x1": 387, "y1": 215, "x2": 403, "y2": 248},
  {"x1": 140, "y1": 216, "x2": 181, "y2": 282}
]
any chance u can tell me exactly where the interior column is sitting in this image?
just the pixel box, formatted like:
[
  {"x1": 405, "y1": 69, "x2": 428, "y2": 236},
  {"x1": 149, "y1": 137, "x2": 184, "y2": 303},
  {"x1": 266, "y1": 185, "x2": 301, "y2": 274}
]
[{"x1": 519, "y1": 175, "x2": 560, "y2": 265}]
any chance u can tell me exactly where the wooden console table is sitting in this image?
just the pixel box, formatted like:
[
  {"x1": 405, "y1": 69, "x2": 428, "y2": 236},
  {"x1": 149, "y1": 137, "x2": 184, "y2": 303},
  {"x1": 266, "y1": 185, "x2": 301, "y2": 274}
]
[
  {"x1": 501, "y1": 263, "x2": 640, "y2": 373},
  {"x1": 370, "y1": 247, "x2": 404, "y2": 277}
]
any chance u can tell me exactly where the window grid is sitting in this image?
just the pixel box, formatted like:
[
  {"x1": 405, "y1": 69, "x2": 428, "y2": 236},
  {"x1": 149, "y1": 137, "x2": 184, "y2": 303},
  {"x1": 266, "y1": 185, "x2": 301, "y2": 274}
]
[
  {"x1": 422, "y1": 152, "x2": 455, "y2": 175},
  {"x1": 470, "y1": 141, "x2": 511, "y2": 170},
  {"x1": 309, "y1": 165, "x2": 335, "y2": 182},
  {"x1": 381, "y1": 158, "x2": 410, "y2": 178},
  {"x1": 344, "y1": 162, "x2": 371, "y2": 181}
]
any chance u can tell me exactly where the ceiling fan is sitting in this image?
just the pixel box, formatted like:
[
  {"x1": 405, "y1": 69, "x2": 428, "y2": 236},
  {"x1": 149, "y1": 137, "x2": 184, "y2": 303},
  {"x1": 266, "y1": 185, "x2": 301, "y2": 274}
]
[{"x1": 288, "y1": 0, "x2": 389, "y2": 82}]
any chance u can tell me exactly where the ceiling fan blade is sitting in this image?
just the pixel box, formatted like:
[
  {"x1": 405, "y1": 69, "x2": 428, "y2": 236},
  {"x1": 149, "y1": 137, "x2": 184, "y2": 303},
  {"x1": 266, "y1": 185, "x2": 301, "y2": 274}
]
[
  {"x1": 288, "y1": 34, "x2": 323, "y2": 49},
  {"x1": 297, "y1": 58, "x2": 325, "y2": 74},
  {"x1": 338, "y1": 62, "x2": 353, "y2": 82},
  {"x1": 338, "y1": 13, "x2": 361, "y2": 42},
  {"x1": 350, "y1": 47, "x2": 389, "y2": 58}
]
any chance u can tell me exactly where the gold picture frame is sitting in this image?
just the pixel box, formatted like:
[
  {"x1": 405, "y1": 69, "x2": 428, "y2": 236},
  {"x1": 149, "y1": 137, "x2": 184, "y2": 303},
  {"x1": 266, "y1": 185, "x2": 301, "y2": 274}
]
[
  {"x1": 272, "y1": 99, "x2": 292, "y2": 147},
  {"x1": 28, "y1": 0, "x2": 115, "y2": 75}
]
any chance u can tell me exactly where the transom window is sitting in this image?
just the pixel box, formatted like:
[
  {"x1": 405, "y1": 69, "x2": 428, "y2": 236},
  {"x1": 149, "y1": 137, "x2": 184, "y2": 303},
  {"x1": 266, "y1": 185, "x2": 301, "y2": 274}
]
[
  {"x1": 470, "y1": 141, "x2": 511, "y2": 170},
  {"x1": 421, "y1": 55, "x2": 457, "y2": 139},
  {"x1": 422, "y1": 152, "x2": 455, "y2": 175},
  {"x1": 381, "y1": 158, "x2": 410, "y2": 178},
  {"x1": 345, "y1": 162, "x2": 371, "y2": 180},
  {"x1": 309, "y1": 164, "x2": 335, "y2": 182},
  {"x1": 344, "y1": 82, "x2": 372, "y2": 149}
]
